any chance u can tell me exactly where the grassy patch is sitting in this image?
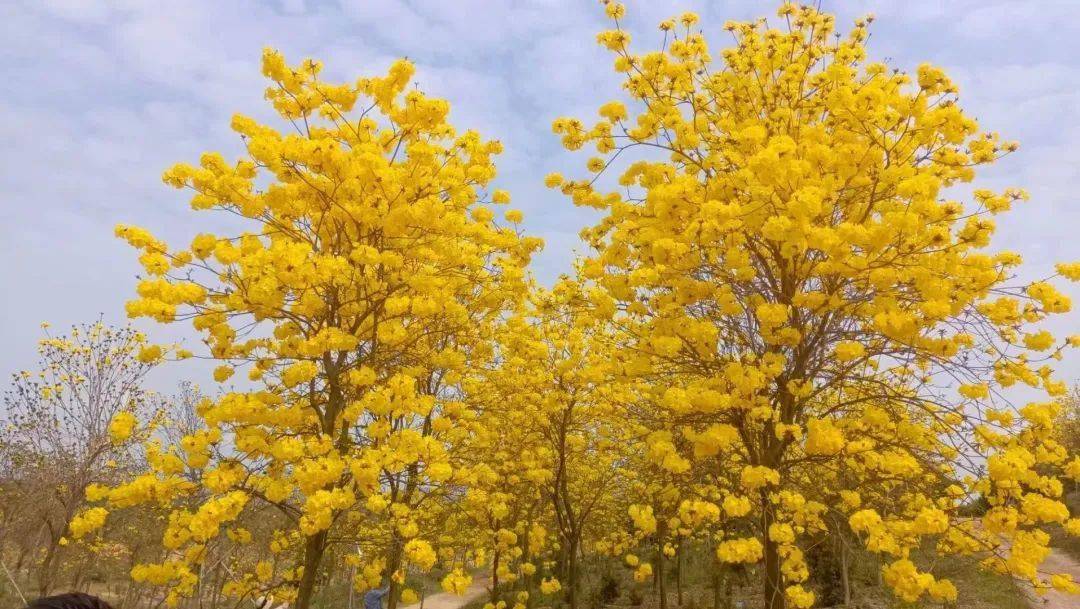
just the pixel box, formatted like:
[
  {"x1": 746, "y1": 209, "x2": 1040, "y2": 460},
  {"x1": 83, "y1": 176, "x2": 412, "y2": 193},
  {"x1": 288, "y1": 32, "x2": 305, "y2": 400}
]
[
  {"x1": 933, "y1": 556, "x2": 1029, "y2": 609},
  {"x1": 1049, "y1": 524, "x2": 1080, "y2": 562}
]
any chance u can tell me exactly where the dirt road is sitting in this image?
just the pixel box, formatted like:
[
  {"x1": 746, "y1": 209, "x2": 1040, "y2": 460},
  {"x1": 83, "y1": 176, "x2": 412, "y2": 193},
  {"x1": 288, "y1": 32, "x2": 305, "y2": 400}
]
[
  {"x1": 1026, "y1": 549, "x2": 1080, "y2": 609},
  {"x1": 398, "y1": 578, "x2": 489, "y2": 609}
]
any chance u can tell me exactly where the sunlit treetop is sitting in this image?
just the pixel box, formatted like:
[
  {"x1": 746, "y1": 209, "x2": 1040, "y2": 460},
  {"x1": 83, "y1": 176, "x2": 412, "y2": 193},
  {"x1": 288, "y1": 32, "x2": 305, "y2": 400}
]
[
  {"x1": 552, "y1": 2, "x2": 1080, "y2": 607},
  {"x1": 103, "y1": 48, "x2": 542, "y2": 609}
]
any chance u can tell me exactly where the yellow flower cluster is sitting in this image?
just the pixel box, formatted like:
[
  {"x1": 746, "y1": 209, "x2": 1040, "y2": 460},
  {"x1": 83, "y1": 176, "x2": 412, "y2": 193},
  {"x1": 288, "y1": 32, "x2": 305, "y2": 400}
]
[
  {"x1": 882, "y1": 559, "x2": 957, "y2": 603},
  {"x1": 69, "y1": 507, "x2": 108, "y2": 539},
  {"x1": 740, "y1": 466, "x2": 780, "y2": 491},
  {"x1": 107, "y1": 412, "x2": 137, "y2": 444},
  {"x1": 404, "y1": 539, "x2": 437, "y2": 571},
  {"x1": 716, "y1": 537, "x2": 763, "y2": 564},
  {"x1": 628, "y1": 504, "x2": 657, "y2": 535},
  {"x1": 442, "y1": 569, "x2": 473, "y2": 595},
  {"x1": 804, "y1": 419, "x2": 844, "y2": 456}
]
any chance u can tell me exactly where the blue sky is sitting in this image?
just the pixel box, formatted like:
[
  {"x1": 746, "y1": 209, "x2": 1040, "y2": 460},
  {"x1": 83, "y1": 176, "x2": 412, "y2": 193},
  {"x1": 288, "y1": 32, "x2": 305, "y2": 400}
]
[{"x1": 2, "y1": 0, "x2": 1079, "y2": 392}]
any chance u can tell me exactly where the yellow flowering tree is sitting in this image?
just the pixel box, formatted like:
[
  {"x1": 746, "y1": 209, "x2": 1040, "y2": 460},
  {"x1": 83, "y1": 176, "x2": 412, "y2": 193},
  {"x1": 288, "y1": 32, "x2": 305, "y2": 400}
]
[
  {"x1": 525, "y1": 282, "x2": 626, "y2": 609},
  {"x1": 99, "y1": 49, "x2": 538, "y2": 609},
  {"x1": 0, "y1": 321, "x2": 162, "y2": 596},
  {"x1": 446, "y1": 310, "x2": 562, "y2": 608},
  {"x1": 555, "y1": 3, "x2": 1080, "y2": 608},
  {"x1": 347, "y1": 347, "x2": 494, "y2": 609}
]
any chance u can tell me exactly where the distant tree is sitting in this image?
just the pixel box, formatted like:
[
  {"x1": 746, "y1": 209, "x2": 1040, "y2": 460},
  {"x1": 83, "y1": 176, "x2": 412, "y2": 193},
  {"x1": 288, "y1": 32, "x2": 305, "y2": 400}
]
[{"x1": 0, "y1": 322, "x2": 161, "y2": 596}]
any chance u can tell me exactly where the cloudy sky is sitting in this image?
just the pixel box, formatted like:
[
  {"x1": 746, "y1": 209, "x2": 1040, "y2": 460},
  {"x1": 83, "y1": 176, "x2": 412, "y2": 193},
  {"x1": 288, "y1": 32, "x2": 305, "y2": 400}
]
[{"x1": 2, "y1": 0, "x2": 1079, "y2": 392}]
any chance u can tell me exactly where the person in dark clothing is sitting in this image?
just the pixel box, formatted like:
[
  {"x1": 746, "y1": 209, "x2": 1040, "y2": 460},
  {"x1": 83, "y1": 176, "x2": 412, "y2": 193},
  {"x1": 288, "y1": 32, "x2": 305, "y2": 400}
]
[
  {"x1": 24, "y1": 593, "x2": 114, "y2": 609},
  {"x1": 364, "y1": 584, "x2": 391, "y2": 609}
]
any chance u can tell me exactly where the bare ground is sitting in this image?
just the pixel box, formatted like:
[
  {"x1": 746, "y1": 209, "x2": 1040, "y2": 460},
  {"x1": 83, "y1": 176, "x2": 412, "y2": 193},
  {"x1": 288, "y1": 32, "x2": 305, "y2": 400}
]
[
  {"x1": 399, "y1": 578, "x2": 489, "y2": 609},
  {"x1": 1024, "y1": 548, "x2": 1080, "y2": 609}
]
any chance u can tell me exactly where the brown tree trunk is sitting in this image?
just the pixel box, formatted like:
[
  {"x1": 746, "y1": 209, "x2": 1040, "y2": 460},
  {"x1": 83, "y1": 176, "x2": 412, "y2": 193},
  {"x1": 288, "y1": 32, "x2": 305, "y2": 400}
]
[
  {"x1": 211, "y1": 561, "x2": 223, "y2": 609},
  {"x1": 566, "y1": 538, "x2": 580, "y2": 609},
  {"x1": 656, "y1": 538, "x2": 667, "y2": 609},
  {"x1": 709, "y1": 539, "x2": 725, "y2": 609},
  {"x1": 761, "y1": 503, "x2": 784, "y2": 609},
  {"x1": 71, "y1": 564, "x2": 84, "y2": 593},
  {"x1": 675, "y1": 540, "x2": 683, "y2": 607},
  {"x1": 557, "y1": 543, "x2": 568, "y2": 587},
  {"x1": 521, "y1": 520, "x2": 535, "y2": 609},
  {"x1": 491, "y1": 546, "x2": 501, "y2": 604},
  {"x1": 712, "y1": 563, "x2": 722, "y2": 609},
  {"x1": 348, "y1": 563, "x2": 357, "y2": 609},
  {"x1": 724, "y1": 571, "x2": 733, "y2": 609},
  {"x1": 387, "y1": 540, "x2": 404, "y2": 609},
  {"x1": 295, "y1": 531, "x2": 328, "y2": 609},
  {"x1": 15, "y1": 544, "x2": 30, "y2": 573},
  {"x1": 38, "y1": 537, "x2": 61, "y2": 597},
  {"x1": 840, "y1": 540, "x2": 851, "y2": 607}
]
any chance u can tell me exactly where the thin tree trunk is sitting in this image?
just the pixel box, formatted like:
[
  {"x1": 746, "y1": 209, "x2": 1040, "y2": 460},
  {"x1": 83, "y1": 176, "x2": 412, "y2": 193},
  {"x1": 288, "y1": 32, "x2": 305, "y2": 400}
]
[
  {"x1": 211, "y1": 562, "x2": 223, "y2": 609},
  {"x1": 521, "y1": 520, "x2": 535, "y2": 609},
  {"x1": 723, "y1": 571, "x2": 733, "y2": 609},
  {"x1": 566, "y1": 538, "x2": 580, "y2": 609},
  {"x1": 38, "y1": 536, "x2": 62, "y2": 597},
  {"x1": 557, "y1": 543, "x2": 568, "y2": 588},
  {"x1": 387, "y1": 540, "x2": 404, "y2": 609},
  {"x1": 840, "y1": 539, "x2": 851, "y2": 607},
  {"x1": 295, "y1": 531, "x2": 328, "y2": 609},
  {"x1": 712, "y1": 562, "x2": 722, "y2": 609},
  {"x1": 15, "y1": 545, "x2": 30, "y2": 573},
  {"x1": 675, "y1": 540, "x2": 683, "y2": 607},
  {"x1": 491, "y1": 547, "x2": 501, "y2": 604},
  {"x1": 348, "y1": 563, "x2": 356, "y2": 609},
  {"x1": 196, "y1": 555, "x2": 205, "y2": 609},
  {"x1": 761, "y1": 502, "x2": 784, "y2": 609},
  {"x1": 656, "y1": 537, "x2": 667, "y2": 609}
]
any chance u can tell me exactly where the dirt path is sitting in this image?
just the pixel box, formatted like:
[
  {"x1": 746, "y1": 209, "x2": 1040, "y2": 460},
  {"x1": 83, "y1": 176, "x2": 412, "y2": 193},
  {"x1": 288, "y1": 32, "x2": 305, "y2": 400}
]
[
  {"x1": 1025, "y1": 549, "x2": 1080, "y2": 609},
  {"x1": 399, "y1": 578, "x2": 489, "y2": 609}
]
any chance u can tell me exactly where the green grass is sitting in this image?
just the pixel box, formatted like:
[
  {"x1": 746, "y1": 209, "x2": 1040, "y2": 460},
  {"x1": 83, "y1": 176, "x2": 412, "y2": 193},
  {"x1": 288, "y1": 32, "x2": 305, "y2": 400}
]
[
  {"x1": 1049, "y1": 523, "x2": 1080, "y2": 562},
  {"x1": 935, "y1": 556, "x2": 1030, "y2": 609}
]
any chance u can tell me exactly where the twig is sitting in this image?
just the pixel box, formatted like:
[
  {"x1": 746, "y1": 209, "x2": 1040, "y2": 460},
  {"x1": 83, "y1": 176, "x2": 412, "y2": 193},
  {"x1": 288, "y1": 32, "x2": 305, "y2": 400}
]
[{"x1": 1, "y1": 558, "x2": 27, "y2": 605}]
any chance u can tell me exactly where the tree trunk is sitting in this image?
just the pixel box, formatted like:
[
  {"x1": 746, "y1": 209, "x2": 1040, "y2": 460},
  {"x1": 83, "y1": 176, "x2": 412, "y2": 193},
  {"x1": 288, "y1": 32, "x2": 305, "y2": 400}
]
[
  {"x1": 712, "y1": 564, "x2": 722, "y2": 609},
  {"x1": 348, "y1": 563, "x2": 357, "y2": 609},
  {"x1": 38, "y1": 537, "x2": 61, "y2": 597},
  {"x1": 491, "y1": 547, "x2": 501, "y2": 604},
  {"x1": 656, "y1": 539, "x2": 667, "y2": 609},
  {"x1": 15, "y1": 544, "x2": 30, "y2": 573},
  {"x1": 566, "y1": 538, "x2": 580, "y2": 609},
  {"x1": 196, "y1": 556, "x2": 205, "y2": 609},
  {"x1": 521, "y1": 521, "x2": 535, "y2": 609},
  {"x1": 675, "y1": 540, "x2": 683, "y2": 607},
  {"x1": 295, "y1": 531, "x2": 328, "y2": 609},
  {"x1": 761, "y1": 505, "x2": 784, "y2": 609},
  {"x1": 557, "y1": 543, "x2": 568, "y2": 587},
  {"x1": 723, "y1": 571, "x2": 733, "y2": 609},
  {"x1": 840, "y1": 541, "x2": 851, "y2": 607},
  {"x1": 386, "y1": 535, "x2": 406, "y2": 609},
  {"x1": 210, "y1": 562, "x2": 223, "y2": 609}
]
